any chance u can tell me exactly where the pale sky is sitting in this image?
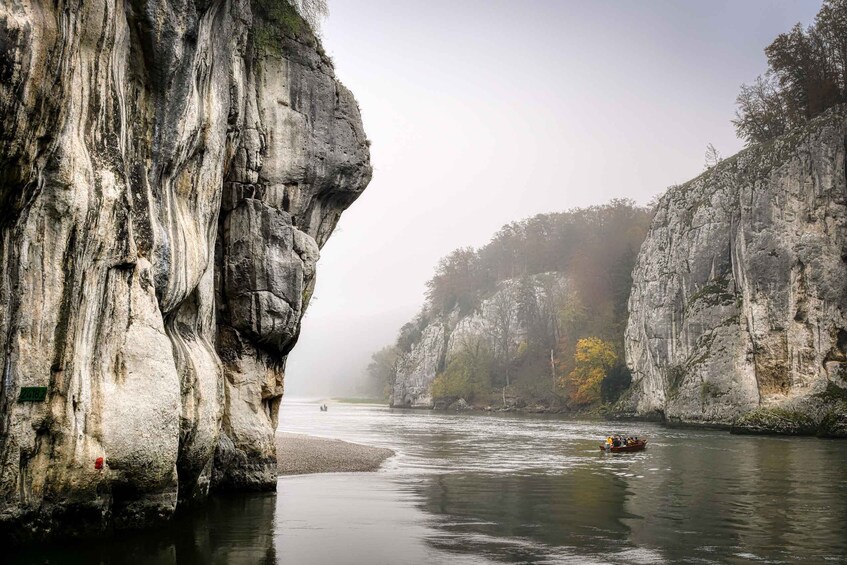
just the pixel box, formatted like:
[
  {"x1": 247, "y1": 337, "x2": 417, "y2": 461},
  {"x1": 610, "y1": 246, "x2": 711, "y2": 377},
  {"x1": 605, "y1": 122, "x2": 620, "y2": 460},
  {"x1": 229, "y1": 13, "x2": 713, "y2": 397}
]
[{"x1": 285, "y1": 0, "x2": 820, "y2": 397}]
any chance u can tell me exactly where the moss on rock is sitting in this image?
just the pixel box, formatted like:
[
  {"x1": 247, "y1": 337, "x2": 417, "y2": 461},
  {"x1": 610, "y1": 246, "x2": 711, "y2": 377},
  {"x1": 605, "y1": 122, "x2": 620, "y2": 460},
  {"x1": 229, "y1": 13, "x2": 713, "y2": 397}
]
[
  {"x1": 731, "y1": 407, "x2": 817, "y2": 435},
  {"x1": 818, "y1": 409, "x2": 847, "y2": 438},
  {"x1": 252, "y1": 0, "x2": 320, "y2": 56}
]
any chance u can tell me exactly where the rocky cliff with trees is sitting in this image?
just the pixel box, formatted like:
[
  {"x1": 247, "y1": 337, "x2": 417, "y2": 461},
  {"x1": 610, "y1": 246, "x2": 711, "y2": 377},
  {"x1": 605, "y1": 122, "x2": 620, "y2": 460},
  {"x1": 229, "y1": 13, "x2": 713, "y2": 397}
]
[
  {"x1": 379, "y1": 0, "x2": 847, "y2": 436},
  {"x1": 381, "y1": 201, "x2": 652, "y2": 411},
  {"x1": 0, "y1": 0, "x2": 370, "y2": 541},
  {"x1": 625, "y1": 104, "x2": 847, "y2": 436},
  {"x1": 624, "y1": 0, "x2": 847, "y2": 436}
]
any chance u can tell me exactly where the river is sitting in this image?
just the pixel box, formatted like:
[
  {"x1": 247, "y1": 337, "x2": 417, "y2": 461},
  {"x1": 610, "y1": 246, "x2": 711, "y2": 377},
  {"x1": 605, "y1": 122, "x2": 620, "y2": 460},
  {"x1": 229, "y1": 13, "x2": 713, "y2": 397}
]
[{"x1": 10, "y1": 400, "x2": 847, "y2": 564}]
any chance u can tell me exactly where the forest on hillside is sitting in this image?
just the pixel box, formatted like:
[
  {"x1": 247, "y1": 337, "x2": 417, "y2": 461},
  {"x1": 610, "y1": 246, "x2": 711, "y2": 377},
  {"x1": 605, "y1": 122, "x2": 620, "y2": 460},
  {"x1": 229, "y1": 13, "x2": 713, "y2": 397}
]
[{"x1": 365, "y1": 199, "x2": 653, "y2": 408}]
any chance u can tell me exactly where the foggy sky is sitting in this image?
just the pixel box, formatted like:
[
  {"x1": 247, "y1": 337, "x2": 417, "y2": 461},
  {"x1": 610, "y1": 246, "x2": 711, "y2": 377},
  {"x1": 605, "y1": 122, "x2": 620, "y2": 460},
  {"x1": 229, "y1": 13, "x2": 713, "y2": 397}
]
[{"x1": 284, "y1": 0, "x2": 821, "y2": 397}]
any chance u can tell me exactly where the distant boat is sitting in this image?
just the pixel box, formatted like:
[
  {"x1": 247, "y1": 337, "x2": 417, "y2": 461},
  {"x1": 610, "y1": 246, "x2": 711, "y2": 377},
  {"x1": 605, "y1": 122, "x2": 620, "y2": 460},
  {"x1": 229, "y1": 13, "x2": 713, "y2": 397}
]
[{"x1": 600, "y1": 439, "x2": 647, "y2": 453}]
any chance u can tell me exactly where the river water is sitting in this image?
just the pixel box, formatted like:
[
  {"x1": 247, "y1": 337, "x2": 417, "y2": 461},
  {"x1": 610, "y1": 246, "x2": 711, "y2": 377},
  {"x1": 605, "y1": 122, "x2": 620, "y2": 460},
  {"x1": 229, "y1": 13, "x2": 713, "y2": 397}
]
[{"x1": 11, "y1": 400, "x2": 847, "y2": 564}]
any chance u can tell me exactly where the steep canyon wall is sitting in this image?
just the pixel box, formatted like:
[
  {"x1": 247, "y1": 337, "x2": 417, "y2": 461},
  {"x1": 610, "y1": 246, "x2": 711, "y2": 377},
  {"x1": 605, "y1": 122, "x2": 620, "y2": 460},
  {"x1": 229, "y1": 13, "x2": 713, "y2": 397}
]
[
  {"x1": 624, "y1": 108, "x2": 847, "y2": 435},
  {"x1": 0, "y1": 0, "x2": 370, "y2": 539}
]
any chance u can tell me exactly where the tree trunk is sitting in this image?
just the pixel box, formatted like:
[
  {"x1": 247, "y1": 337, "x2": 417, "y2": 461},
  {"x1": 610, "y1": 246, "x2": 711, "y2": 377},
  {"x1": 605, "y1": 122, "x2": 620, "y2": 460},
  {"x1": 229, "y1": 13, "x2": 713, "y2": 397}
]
[{"x1": 550, "y1": 348, "x2": 556, "y2": 381}]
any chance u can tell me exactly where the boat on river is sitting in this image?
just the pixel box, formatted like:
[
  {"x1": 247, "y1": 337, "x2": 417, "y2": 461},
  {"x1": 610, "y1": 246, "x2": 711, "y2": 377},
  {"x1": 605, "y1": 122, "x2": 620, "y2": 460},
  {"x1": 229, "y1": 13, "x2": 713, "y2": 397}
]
[{"x1": 600, "y1": 439, "x2": 647, "y2": 453}]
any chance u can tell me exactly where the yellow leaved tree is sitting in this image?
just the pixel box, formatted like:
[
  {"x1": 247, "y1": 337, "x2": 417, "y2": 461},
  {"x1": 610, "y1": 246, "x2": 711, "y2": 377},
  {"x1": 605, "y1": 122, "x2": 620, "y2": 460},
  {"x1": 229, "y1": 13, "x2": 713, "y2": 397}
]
[{"x1": 559, "y1": 337, "x2": 617, "y2": 405}]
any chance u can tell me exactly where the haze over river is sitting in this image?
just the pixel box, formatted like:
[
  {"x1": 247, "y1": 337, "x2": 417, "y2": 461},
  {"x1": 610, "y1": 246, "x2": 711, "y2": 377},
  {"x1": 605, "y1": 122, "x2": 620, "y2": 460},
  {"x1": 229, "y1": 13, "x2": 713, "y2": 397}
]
[{"x1": 12, "y1": 401, "x2": 847, "y2": 564}]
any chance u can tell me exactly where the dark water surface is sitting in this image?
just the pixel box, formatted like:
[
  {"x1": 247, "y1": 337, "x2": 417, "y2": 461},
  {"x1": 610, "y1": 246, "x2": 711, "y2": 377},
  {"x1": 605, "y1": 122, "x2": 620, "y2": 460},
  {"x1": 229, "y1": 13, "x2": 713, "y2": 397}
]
[{"x1": 11, "y1": 401, "x2": 847, "y2": 564}]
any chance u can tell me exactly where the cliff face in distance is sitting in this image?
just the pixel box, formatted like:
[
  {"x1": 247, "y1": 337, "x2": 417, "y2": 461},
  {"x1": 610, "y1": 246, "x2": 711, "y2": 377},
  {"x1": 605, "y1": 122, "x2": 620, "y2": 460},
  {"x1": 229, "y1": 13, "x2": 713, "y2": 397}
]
[
  {"x1": 0, "y1": 0, "x2": 371, "y2": 540},
  {"x1": 624, "y1": 108, "x2": 847, "y2": 435},
  {"x1": 391, "y1": 275, "x2": 570, "y2": 409}
]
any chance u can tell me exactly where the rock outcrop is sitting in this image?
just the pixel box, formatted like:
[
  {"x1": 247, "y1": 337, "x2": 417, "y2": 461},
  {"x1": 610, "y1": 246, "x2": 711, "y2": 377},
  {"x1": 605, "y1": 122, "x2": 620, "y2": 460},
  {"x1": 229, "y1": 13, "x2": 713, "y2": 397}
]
[
  {"x1": 624, "y1": 108, "x2": 847, "y2": 434},
  {"x1": 0, "y1": 0, "x2": 371, "y2": 541},
  {"x1": 391, "y1": 275, "x2": 568, "y2": 408}
]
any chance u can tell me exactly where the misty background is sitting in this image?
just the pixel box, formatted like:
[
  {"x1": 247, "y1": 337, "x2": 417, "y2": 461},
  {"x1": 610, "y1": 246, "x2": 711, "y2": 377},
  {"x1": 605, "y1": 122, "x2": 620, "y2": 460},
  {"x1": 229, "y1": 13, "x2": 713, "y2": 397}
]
[{"x1": 284, "y1": 0, "x2": 820, "y2": 398}]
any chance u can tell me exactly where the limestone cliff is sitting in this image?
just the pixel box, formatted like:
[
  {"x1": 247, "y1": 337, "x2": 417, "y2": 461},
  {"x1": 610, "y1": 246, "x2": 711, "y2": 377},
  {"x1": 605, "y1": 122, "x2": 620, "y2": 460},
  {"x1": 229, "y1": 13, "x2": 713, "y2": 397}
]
[
  {"x1": 0, "y1": 0, "x2": 371, "y2": 540},
  {"x1": 391, "y1": 275, "x2": 569, "y2": 408},
  {"x1": 624, "y1": 108, "x2": 847, "y2": 435}
]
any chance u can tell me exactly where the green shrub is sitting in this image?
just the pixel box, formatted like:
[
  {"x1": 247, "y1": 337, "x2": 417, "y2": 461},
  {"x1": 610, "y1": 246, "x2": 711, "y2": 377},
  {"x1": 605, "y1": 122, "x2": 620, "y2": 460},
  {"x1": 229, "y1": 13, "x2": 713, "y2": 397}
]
[
  {"x1": 431, "y1": 339, "x2": 492, "y2": 403},
  {"x1": 252, "y1": 0, "x2": 315, "y2": 55}
]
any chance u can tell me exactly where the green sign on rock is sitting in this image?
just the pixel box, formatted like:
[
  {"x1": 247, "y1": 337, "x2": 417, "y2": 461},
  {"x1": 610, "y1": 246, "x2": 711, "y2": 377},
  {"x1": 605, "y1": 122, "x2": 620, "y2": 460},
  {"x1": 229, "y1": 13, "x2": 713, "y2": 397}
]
[{"x1": 19, "y1": 387, "x2": 48, "y2": 402}]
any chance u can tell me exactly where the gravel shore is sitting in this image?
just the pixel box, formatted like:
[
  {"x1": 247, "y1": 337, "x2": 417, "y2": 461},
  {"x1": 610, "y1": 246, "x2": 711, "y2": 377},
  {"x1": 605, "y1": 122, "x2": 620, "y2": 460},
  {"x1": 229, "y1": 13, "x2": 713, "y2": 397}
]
[{"x1": 276, "y1": 433, "x2": 394, "y2": 475}]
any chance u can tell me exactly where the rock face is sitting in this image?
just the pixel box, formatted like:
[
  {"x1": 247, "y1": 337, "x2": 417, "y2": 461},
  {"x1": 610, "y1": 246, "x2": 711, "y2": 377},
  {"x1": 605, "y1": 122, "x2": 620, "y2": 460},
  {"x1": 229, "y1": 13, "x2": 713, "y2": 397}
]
[
  {"x1": 391, "y1": 275, "x2": 568, "y2": 408},
  {"x1": 624, "y1": 108, "x2": 847, "y2": 432},
  {"x1": 392, "y1": 321, "x2": 446, "y2": 408},
  {"x1": 0, "y1": 0, "x2": 371, "y2": 540}
]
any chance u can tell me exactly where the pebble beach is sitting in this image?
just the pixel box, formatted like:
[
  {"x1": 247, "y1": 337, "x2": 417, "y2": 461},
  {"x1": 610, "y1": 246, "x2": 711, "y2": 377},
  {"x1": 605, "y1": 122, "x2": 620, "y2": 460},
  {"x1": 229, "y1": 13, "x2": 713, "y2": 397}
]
[{"x1": 276, "y1": 432, "x2": 394, "y2": 475}]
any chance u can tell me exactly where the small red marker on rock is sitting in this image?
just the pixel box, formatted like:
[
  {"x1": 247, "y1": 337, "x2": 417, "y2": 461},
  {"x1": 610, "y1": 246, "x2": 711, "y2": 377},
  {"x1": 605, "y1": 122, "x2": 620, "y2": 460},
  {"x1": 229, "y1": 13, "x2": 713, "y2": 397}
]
[{"x1": 95, "y1": 457, "x2": 104, "y2": 470}]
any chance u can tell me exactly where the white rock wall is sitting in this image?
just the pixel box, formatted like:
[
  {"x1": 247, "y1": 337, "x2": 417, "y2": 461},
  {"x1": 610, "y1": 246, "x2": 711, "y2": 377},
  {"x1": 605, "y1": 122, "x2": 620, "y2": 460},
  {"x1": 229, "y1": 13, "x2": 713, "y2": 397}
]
[
  {"x1": 0, "y1": 0, "x2": 371, "y2": 539},
  {"x1": 625, "y1": 108, "x2": 847, "y2": 426}
]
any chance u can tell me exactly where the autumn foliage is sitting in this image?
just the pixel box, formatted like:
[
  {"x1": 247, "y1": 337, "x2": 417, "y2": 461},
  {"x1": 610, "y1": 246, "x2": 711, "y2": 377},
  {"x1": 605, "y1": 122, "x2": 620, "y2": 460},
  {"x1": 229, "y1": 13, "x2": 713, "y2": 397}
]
[{"x1": 558, "y1": 338, "x2": 618, "y2": 405}]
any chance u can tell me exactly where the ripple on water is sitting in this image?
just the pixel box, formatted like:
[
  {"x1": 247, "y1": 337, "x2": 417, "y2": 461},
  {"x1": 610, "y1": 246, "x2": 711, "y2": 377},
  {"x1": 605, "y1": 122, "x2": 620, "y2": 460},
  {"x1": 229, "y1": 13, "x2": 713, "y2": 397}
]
[{"x1": 273, "y1": 401, "x2": 847, "y2": 565}]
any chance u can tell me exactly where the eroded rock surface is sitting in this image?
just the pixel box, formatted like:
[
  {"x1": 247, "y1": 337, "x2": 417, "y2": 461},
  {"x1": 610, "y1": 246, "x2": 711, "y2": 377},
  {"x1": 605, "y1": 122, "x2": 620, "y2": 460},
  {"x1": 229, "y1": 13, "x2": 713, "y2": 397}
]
[
  {"x1": 624, "y1": 108, "x2": 847, "y2": 433},
  {"x1": 391, "y1": 275, "x2": 569, "y2": 408},
  {"x1": 0, "y1": 0, "x2": 370, "y2": 540}
]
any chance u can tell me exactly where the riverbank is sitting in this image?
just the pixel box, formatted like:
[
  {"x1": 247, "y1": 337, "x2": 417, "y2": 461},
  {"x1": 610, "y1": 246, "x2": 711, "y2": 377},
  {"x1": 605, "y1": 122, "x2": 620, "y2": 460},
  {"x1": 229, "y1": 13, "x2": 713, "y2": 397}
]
[
  {"x1": 402, "y1": 401, "x2": 847, "y2": 438},
  {"x1": 276, "y1": 433, "x2": 394, "y2": 475}
]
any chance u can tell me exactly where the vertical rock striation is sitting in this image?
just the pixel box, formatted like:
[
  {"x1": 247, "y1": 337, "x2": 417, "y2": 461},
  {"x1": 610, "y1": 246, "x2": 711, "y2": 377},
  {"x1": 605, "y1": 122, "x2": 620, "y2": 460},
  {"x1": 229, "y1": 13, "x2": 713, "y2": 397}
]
[
  {"x1": 624, "y1": 108, "x2": 847, "y2": 434},
  {"x1": 391, "y1": 275, "x2": 569, "y2": 408},
  {"x1": 0, "y1": 0, "x2": 370, "y2": 540}
]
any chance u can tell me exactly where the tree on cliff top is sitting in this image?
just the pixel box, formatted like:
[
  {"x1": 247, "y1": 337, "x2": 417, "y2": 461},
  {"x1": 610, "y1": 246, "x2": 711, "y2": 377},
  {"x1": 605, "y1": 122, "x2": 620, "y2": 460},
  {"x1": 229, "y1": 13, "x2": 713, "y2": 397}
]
[
  {"x1": 734, "y1": 0, "x2": 847, "y2": 145},
  {"x1": 733, "y1": 75, "x2": 790, "y2": 144},
  {"x1": 426, "y1": 247, "x2": 488, "y2": 315},
  {"x1": 424, "y1": 199, "x2": 651, "y2": 322},
  {"x1": 292, "y1": 0, "x2": 328, "y2": 31}
]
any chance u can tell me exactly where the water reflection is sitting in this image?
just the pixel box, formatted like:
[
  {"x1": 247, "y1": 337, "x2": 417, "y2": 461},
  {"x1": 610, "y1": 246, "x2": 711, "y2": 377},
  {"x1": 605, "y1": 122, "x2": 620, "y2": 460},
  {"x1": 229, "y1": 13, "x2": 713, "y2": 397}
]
[
  {"x1": 8, "y1": 493, "x2": 278, "y2": 565},
  {"x1": 411, "y1": 469, "x2": 632, "y2": 563},
  {"x1": 617, "y1": 435, "x2": 847, "y2": 563}
]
